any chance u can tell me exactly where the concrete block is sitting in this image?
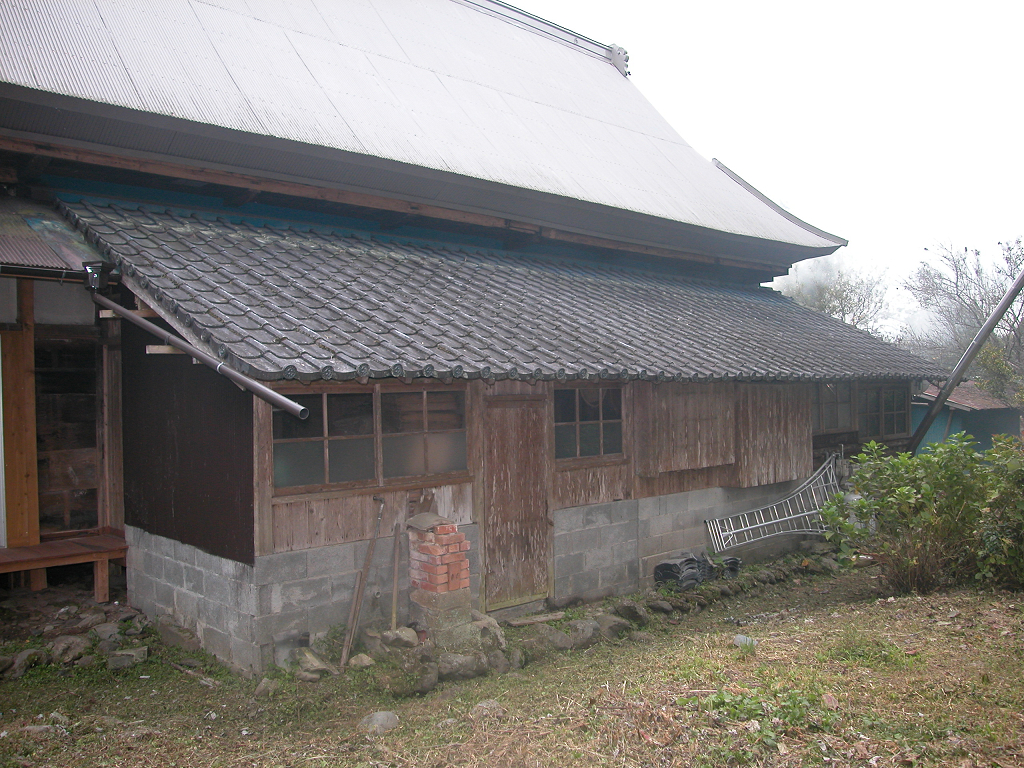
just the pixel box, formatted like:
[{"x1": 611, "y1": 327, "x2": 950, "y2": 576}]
[
  {"x1": 152, "y1": 581, "x2": 175, "y2": 614},
  {"x1": 124, "y1": 525, "x2": 139, "y2": 546},
  {"x1": 174, "y1": 589, "x2": 199, "y2": 623},
  {"x1": 203, "y1": 574, "x2": 232, "y2": 607},
  {"x1": 610, "y1": 541, "x2": 637, "y2": 565},
  {"x1": 306, "y1": 542, "x2": 356, "y2": 578},
  {"x1": 583, "y1": 546, "x2": 615, "y2": 572},
  {"x1": 254, "y1": 610, "x2": 308, "y2": 645},
  {"x1": 233, "y1": 580, "x2": 258, "y2": 615},
  {"x1": 129, "y1": 571, "x2": 155, "y2": 606},
  {"x1": 182, "y1": 564, "x2": 204, "y2": 594},
  {"x1": 554, "y1": 551, "x2": 585, "y2": 580},
  {"x1": 142, "y1": 550, "x2": 165, "y2": 581},
  {"x1": 224, "y1": 608, "x2": 255, "y2": 642},
  {"x1": 328, "y1": 571, "x2": 359, "y2": 599},
  {"x1": 260, "y1": 576, "x2": 332, "y2": 615},
  {"x1": 568, "y1": 526, "x2": 601, "y2": 554},
  {"x1": 601, "y1": 520, "x2": 637, "y2": 548},
  {"x1": 307, "y1": 598, "x2": 349, "y2": 635},
  {"x1": 570, "y1": 570, "x2": 600, "y2": 596},
  {"x1": 200, "y1": 625, "x2": 232, "y2": 662},
  {"x1": 553, "y1": 576, "x2": 573, "y2": 600},
  {"x1": 553, "y1": 506, "x2": 585, "y2": 534},
  {"x1": 582, "y1": 503, "x2": 616, "y2": 529},
  {"x1": 229, "y1": 635, "x2": 259, "y2": 671},
  {"x1": 637, "y1": 496, "x2": 663, "y2": 521},
  {"x1": 253, "y1": 550, "x2": 308, "y2": 585},
  {"x1": 172, "y1": 539, "x2": 197, "y2": 566},
  {"x1": 197, "y1": 599, "x2": 226, "y2": 630},
  {"x1": 163, "y1": 559, "x2": 184, "y2": 589},
  {"x1": 598, "y1": 562, "x2": 631, "y2": 590},
  {"x1": 641, "y1": 512, "x2": 676, "y2": 539}
]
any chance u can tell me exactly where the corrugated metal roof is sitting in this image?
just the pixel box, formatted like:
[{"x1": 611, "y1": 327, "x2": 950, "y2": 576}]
[
  {"x1": 0, "y1": 0, "x2": 844, "y2": 251},
  {"x1": 59, "y1": 198, "x2": 934, "y2": 383},
  {"x1": 0, "y1": 198, "x2": 99, "y2": 271}
]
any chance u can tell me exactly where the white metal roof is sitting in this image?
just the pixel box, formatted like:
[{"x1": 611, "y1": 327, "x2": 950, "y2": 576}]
[{"x1": 0, "y1": 0, "x2": 844, "y2": 250}]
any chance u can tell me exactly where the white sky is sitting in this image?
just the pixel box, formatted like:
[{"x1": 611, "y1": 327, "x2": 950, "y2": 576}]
[{"x1": 510, "y1": 0, "x2": 1024, "y2": 324}]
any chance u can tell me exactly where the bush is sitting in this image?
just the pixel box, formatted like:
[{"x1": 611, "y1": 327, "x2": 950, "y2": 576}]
[
  {"x1": 825, "y1": 435, "x2": 990, "y2": 594},
  {"x1": 976, "y1": 436, "x2": 1024, "y2": 588}
]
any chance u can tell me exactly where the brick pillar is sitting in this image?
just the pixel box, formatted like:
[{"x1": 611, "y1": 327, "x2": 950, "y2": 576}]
[{"x1": 409, "y1": 523, "x2": 470, "y2": 593}]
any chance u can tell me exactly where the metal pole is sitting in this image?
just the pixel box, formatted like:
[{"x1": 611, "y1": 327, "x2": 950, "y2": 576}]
[
  {"x1": 908, "y1": 262, "x2": 1024, "y2": 453},
  {"x1": 91, "y1": 292, "x2": 308, "y2": 420}
]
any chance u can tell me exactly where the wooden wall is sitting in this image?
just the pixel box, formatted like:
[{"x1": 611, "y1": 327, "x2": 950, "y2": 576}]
[
  {"x1": 122, "y1": 319, "x2": 255, "y2": 564},
  {"x1": 256, "y1": 377, "x2": 816, "y2": 551}
]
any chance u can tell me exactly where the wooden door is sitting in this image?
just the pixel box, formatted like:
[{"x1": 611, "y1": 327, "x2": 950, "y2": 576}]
[{"x1": 483, "y1": 395, "x2": 549, "y2": 609}]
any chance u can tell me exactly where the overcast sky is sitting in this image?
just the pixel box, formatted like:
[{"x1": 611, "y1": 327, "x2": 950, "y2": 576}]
[{"x1": 510, "y1": 1, "x2": 1024, "y2": 324}]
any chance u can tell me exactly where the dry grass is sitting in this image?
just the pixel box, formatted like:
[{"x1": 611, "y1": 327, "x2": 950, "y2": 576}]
[{"x1": 2, "y1": 569, "x2": 1023, "y2": 767}]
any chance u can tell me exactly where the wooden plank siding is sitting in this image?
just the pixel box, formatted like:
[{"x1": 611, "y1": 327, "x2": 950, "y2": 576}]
[
  {"x1": 734, "y1": 382, "x2": 814, "y2": 487},
  {"x1": 632, "y1": 382, "x2": 735, "y2": 477}
]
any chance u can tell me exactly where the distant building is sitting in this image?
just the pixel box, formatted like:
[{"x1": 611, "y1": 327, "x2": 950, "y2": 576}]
[{"x1": 912, "y1": 382, "x2": 1022, "y2": 452}]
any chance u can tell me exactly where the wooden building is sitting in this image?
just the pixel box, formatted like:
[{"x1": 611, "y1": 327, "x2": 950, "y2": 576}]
[{"x1": 0, "y1": 0, "x2": 944, "y2": 670}]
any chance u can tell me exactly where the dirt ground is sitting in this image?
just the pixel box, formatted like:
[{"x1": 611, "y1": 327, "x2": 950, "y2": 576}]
[{"x1": 1, "y1": 561, "x2": 1022, "y2": 767}]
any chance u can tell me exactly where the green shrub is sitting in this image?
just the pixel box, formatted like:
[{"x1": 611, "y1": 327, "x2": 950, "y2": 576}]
[
  {"x1": 976, "y1": 436, "x2": 1024, "y2": 588},
  {"x1": 825, "y1": 435, "x2": 989, "y2": 594}
]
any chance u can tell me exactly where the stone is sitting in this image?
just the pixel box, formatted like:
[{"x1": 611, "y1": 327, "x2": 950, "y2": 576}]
[
  {"x1": 565, "y1": 619, "x2": 601, "y2": 649},
  {"x1": 49, "y1": 635, "x2": 91, "y2": 664},
  {"x1": 437, "y1": 652, "x2": 483, "y2": 681},
  {"x1": 54, "y1": 605, "x2": 79, "y2": 620},
  {"x1": 381, "y1": 627, "x2": 419, "y2": 648},
  {"x1": 95, "y1": 639, "x2": 122, "y2": 656},
  {"x1": 470, "y1": 699, "x2": 507, "y2": 720},
  {"x1": 348, "y1": 653, "x2": 376, "y2": 669},
  {"x1": 155, "y1": 615, "x2": 201, "y2": 652},
  {"x1": 358, "y1": 711, "x2": 399, "y2": 735},
  {"x1": 595, "y1": 614, "x2": 631, "y2": 641},
  {"x1": 754, "y1": 571, "x2": 775, "y2": 584},
  {"x1": 412, "y1": 662, "x2": 439, "y2": 694},
  {"x1": 75, "y1": 610, "x2": 106, "y2": 630},
  {"x1": 801, "y1": 541, "x2": 836, "y2": 555},
  {"x1": 107, "y1": 654, "x2": 136, "y2": 671},
  {"x1": 5, "y1": 648, "x2": 50, "y2": 679},
  {"x1": 75, "y1": 655, "x2": 98, "y2": 668},
  {"x1": 113, "y1": 646, "x2": 149, "y2": 663},
  {"x1": 0, "y1": 656, "x2": 12, "y2": 675},
  {"x1": 49, "y1": 711, "x2": 70, "y2": 726},
  {"x1": 718, "y1": 584, "x2": 734, "y2": 597},
  {"x1": 295, "y1": 670, "x2": 322, "y2": 683},
  {"x1": 801, "y1": 558, "x2": 826, "y2": 575},
  {"x1": 520, "y1": 624, "x2": 573, "y2": 658},
  {"x1": 360, "y1": 629, "x2": 386, "y2": 658},
  {"x1": 92, "y1": 622, "x2": 123, "y2": 641},
  {"x1": 294, "y1": 647, "x2": 339, "y2": 676},
  {"x1": 471, "y1": 610, "x2": 507, "y2": 652},
  {"x1": 819, "y1": 557, "x2": 841, "y2": 573},
  {"x1": 733, "y1": 634, "x2": 759, "y2": 650},
  {"x1": 19, "y1": 725, "x2": 55, "y2": 737},
  {"x1": 647, "y1": 600, "x2": 674, "y2": 614},
  {"x1": 486, "y1": 650, "x2": 510, "y2": 675},
  {"x1": 254, "y1": 677, "x2": 280, "y2": 697},
  {"x1": 629, "y1": 630, "x2": 656, "y2": 644},
  {"x1": 613, "y1": 599, "x2": 649, "y2": 626},
  {"x1": 508, "y1": 647, "x2": 525, "y2": 670}
]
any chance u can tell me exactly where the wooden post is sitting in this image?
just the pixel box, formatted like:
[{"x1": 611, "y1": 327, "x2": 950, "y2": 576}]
[
  {"x1": 1, "y1": 280, "x2": 44, "y2": 587},
  {"x1": 98, "y1": 316, "x2": 124, "y2": 532}
]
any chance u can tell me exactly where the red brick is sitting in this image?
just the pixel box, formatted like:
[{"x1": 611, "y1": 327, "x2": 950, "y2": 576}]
[
  {"x1": 417, "y1": 544, "x2": 446, "y2": 556},
  {"x1": 411, "y1": 531, "x2": 435, "y2": 543},
  {"x1": 420, "y1": 562, "x2": 448, "y2": 576},
  {"x1": 446, "y1": 561, "x2": 464, "y2": 574},
  {"x1": 441, "y1": 552, "x2": 465, "y2": 564},
  {"x1": 435, "y1": 533, "x2": 465, "y2": 546},
  {"x1": 459, "y1": 540, "x2": 471, "y2": 552},
  {"x1": 413, "y1": 580, "x2": 447, "y2": 594},
  {"x1": 409, "y1": 549, "x2": 442, "y2": 565},
  {"x1": 425, "y1": 572, "x2": 449, "y2": 585},
  {"x1": 433, "y1": 524, "x2": 458, "y2": 534},
  {"x1": 450, "y1": 578, "x2": 470, "y2": 590}
]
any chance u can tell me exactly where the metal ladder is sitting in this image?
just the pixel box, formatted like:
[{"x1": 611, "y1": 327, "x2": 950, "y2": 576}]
[{"x1": 705, "y1": 455, "x2": 840, "y2": 552}]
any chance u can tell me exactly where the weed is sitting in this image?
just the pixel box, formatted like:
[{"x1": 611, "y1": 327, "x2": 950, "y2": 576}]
[{"x1": 818, "y1": 625, "x2": 912, "y2": 668}]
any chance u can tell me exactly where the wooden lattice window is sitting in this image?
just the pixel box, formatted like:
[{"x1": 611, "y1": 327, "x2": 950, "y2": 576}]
[
  {"x1": 812, "y1": 382, "x2": 854, "y2": 434},
  {"x1": 553, "y1": 387, "x2": 622, "y2": 459},
  {"x1": 857, "y1": 385, "x2": 910, "y2": 440},
  {"x1": 272, "y1": 388, "x2": 466, "y2": 491}
]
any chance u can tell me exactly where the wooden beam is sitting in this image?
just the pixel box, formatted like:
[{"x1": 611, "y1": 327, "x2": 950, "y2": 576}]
[
  {"x1": 1, "y1": 279, "x2": 40, "y2": 548},
  {"x1": 0, "y1": 134, "x2": 785, "y2": 273},
  {"x1": 98, "y1": 317, "x2": 124, "y2": 532}
]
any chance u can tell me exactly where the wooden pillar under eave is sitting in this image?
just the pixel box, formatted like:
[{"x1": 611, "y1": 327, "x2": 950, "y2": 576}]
[{"x1": 1, "y1": 279, "x2": 44, "y2": 589}]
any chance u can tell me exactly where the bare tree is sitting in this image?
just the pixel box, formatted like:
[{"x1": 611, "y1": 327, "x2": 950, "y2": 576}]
[
  {"x1": 903, "y1": 240, "x2": 1024, "y2": 406},
  {"x1": 776, "y1": 257, "x2": 890, "y2": 335}
]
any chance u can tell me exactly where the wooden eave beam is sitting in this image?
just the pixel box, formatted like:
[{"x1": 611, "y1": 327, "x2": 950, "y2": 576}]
[{"x1": 0, "y1": 134, "x2": 795, "y2": 274}]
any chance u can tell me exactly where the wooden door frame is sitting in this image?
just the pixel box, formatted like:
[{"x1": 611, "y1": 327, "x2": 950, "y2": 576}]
[{"x1": 480, "y1": 392, "x2": 551, "y2": 611}]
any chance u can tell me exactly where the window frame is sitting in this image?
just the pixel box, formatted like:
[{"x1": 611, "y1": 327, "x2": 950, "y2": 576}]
[
  {"x1": 552, "y1": 384, "x2": 626, "y2": 467},
  {"x1": 269, "y1": 381, "x2": 470, "y2": 496},
  {"x1": 811, "y1": 381, "x2": 855, "y2": 435},
  {"x1": 857, "y1": 383, "x2": 911, "y2": 441}
]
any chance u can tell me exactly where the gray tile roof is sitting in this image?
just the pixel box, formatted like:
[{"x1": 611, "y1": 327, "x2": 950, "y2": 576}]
[{"x1": 60, "y1": 199, "x2": 944, "y2": 384}]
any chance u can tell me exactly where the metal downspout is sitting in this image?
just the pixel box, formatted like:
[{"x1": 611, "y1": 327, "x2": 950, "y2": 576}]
[
  {"x1": 908, "y1": 262, "x2": 1024, "y2": 453},
  {"x1": 90, "y1": 292, "x2": 308, "y2": 420}
]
